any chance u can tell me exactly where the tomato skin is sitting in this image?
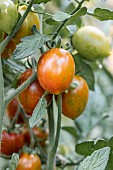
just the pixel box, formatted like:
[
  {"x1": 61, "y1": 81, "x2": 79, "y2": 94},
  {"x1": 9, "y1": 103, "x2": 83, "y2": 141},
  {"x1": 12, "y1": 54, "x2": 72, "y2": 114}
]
[
  {"x1": 13, "y1": 5, "x2": 40, "y2": 44},
  {"x1": 0, "y1": 130, "x2": 25, "y2": 155},
  {"x1": 18, "y1": 69, "x2": 51, "y2": 114},
  {"x1": 62, "y1": 75, "x2": 89, "y2": 119},
  {"x1": 24, "y1": 127, "x2": 48, "y2": 147},
  {"x1": 72, "y1": 26, "x2": 110, "y2": 61},
  {"x1": 16, "y1": 153, "x2": 41, "y2": 170},
  {"x1": 37, "y1": 48, "x2": 75, "y2": 95},
  {"x1": 7, "y1": 97, "x2": 24, "y2": 124},
  {"x1": 0, "y1": 0, "x2": 18, "y2": 34}
]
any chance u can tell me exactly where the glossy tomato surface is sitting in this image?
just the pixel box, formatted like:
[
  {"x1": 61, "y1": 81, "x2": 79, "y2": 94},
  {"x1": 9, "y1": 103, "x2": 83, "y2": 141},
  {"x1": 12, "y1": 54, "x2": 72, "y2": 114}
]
[
  {"x1": 16, "y1": 153, "x2": 41, "y2": 170},
  {"x1": 72, "y1": 26, "x2": 110, "y2": 61},
  {"x1": 13, "y1": 5, "x2": 40, "y2": 44},
  {"x1": 7, "y1": 97, "x2": 24, "y2": 124},
  {"x1": 37, "y1": 48, "x2": 75, "y2": 95},
  {"x1": 62, "y1": 75, "x2": 89, "y2": 119},
  {"x1": 1, "y1": 130, "x2": 25, "y2": 155},
  {"x1": 18, "y1": 69, "x2": 51, "y2": 114}
]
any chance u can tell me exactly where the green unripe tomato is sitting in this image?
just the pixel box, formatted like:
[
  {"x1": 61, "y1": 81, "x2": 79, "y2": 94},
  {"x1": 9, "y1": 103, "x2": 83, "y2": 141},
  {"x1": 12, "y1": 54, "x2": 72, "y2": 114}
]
[
  {"x1": 0, "y1": 0, "x2": 18, "y2": 34},
  {"x1": 72, "y1": 26, "x2": 110, "y2": 61}
]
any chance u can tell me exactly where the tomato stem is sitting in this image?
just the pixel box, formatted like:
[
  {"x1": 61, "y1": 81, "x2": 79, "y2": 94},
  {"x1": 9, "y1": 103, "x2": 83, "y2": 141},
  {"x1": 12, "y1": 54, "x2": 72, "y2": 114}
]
[
  {"x1": 8, "y1": 106, "x2": 20, "y2": 132},
  {"x1": 21, "y1": 107, "x2": 35, "y2": 149},
  {"x1": 47, "y1": 94, "x2": 62, "y2": 170},
  {"x1": 4, "y1": 72, "x2": 37, "y2": 105},
  {"x1": 47, "y1": 100, "x2": 55, "y2": 150},
  {"x1": 0, "y1": 56, "x2": 5, "y2": 143},
  {"x1": 52, "y1": 0, "x2": 85, "y2": 41}
]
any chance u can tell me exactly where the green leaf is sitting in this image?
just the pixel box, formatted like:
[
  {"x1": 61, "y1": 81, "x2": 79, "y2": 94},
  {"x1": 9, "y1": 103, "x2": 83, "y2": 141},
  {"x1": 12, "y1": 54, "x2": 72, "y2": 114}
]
[
  {"x1": 34, "y1": 0, "x2": 51, "y2": 4},
  {"x1": 29, "y1": 94, "x2": 47, "y2": 128},
  {"x1": 76, "y1": 141, "x2": 94, "y2": 156},
  {"x1": 73, "y1": 54, "x2": 95, "y2": 90},
  {"x1": 94, "y1": 140, "x2": 108, "y2": 150},
  {"x1": 8, "y1": 153, "x2": 19, "y2": 170},
  {"x1": 73, "y1": 7, "x2": 87, "y2": 17},
  {"x1": 52, "y1": 11, "x2": 71, "y2": 22},
  {"x1": 62, "y1": 126, "x2": 77, "y2": 138},
  {"x1": 45, "y1": 18, "x2": 59, "y2": 25},
  {"x1": 78, "y1": 147, "x2": 110, "y2": 170},
  {"x1": 33, "y1": 4, "x2": 45, "y2": 13},
  {"x1": 89, "y1": 8, "x2": 113, "y2": 21},
  {"x1": 13, "y1": 32, "x2": 50, "y2": 60}
]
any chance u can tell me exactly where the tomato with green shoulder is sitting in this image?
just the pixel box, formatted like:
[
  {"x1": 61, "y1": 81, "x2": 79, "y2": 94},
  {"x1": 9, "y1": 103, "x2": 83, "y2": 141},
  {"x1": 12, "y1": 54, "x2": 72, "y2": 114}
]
[{"x1": 72, "y1": 26, "x2": 110, "y2": 61}]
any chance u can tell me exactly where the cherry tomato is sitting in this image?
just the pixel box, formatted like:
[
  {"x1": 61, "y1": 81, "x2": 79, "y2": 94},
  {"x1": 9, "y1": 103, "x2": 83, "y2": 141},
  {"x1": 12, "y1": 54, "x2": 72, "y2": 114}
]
[
  {"x1": 1, "y1": 34, "x2": 16, "y2": 59},
  {"x1": 16, "y1": 153, "x2": 41, "y2": 170},
  {"x1": 18, "y1": 69, "x2": 51, "y2": 115},
  {"x1": 62, "y1": 75, "x2": 89, "y2": 119},
  {"x1": 37, "y1": 48, "x2": 75, "y2": 95},
  {"x1": 7, "y1": 97, "x2": 24, "y2": 124},
  {"x1": 24, "y1": 127, "x2": 48, "y2": 147},
  {"x1": 13, "y1": 5, "x2": 40, "y2": 44},
  {"x1": 72, "y1": 26, "x2": 110, "y2": 61},
  {"x1": 0, "y1": 130, "x2": 25, "y2": 155},
  {"x1": 0, "y1": 0, "x2": 18, "y2": 34}
]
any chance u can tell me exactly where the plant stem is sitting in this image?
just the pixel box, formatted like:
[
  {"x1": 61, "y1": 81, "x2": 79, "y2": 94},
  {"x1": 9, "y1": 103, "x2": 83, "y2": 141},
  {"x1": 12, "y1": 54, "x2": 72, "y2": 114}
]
[
  {"x1": 47, "y1": 94, "x2": 62, "y2": 170},
  {"x1": 0, "y1": 56, "x2": 5, "y2": 142},
  {"x1": 8, "y1": 106, "x2": 20, "y2": 132},
  {"x1": 4, "y1": 72, "x2": 37, "y2": 105},
  {"x1": 21, "y1": 107, "x2": 35, "y2": 149},
  {"x1": 0, "y1": 0, "x2": 35, "y2": 53},
  {"x1": 47, "y1": 101, "x2": 55, "y2": 150},
  {"x1": 52, "y1": 0, "x2": 85, "y2": 41}
]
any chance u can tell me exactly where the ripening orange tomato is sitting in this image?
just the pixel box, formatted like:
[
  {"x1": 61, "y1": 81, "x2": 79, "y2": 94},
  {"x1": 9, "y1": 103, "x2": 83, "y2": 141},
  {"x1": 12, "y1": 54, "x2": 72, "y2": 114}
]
[
  {"x1": 62, "y1": 75, "x2": 89, "y2": 119},
  {"x1": 37, "y1": 48, "x2": 75, "y2": 95},
  {"x1": 16, "y1": 153, "x2": 41, "y2": 170}
]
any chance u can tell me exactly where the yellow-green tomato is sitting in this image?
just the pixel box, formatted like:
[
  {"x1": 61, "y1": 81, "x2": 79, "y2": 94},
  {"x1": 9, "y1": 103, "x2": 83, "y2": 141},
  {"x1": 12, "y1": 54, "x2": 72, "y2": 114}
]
[
  {"x1": 0, "y1": 0, "x2": 18, "y2": 34},
  {"x1": 72, "y1": 26, "x2": 110, "y2": 61}
]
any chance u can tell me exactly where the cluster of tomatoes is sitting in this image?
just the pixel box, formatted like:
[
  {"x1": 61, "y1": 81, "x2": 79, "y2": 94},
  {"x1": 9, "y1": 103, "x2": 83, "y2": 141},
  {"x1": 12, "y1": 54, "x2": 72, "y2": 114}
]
[{"x1": 0, "y1": 0, "x2": 111, "y2": 169}]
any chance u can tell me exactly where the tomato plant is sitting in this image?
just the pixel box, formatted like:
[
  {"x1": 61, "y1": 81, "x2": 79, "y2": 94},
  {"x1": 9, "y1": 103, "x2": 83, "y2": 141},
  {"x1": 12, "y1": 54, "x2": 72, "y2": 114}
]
[
  {"x1": 16, "y1": 153, "x2": 41, "y2": 170},
  {"x1": 13, "y1": 5, "x2": 40, "y2": 44},
  {"x1": 72, "y1": 26, "x2": 110, "y2": 61},
  {"x1": 62, "y1": 75, "x2": 89, "y2": 119},
  {"x1": 0, "y1": 130, "x2": 25, "y2": 155},
  {"x1": 0, "y1": 0, "x2": 18, "y2": 34},
  {"x1": 7, "y1": 97, "x2": 24, "y2": 124},
  {"x1": 37, "y1": 48, "x2": 75, "y2": 95},
  {"x1": 0, "y1": 0, "x2": 113, "y2": 170}
]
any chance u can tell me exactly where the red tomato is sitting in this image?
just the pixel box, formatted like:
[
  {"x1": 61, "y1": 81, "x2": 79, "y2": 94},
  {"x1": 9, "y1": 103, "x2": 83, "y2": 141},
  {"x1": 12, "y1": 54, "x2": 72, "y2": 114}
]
[
  {"x1": 0, "y1": 130, "x2": 25, "y2": 155},
  {"x1": 24, "y1": 127, "x2": 48, "y2": 147},
  {"x1": 16, "y1": 153, "x2": 41, "y2": 170},
  {"x1": 18, "y1": 69, "x2": 51, "y2": 115},
  {"x1": 37, "y1": 48, "x2": 75, "y2": 95},
  {"x1": 7, "y1": 97, "x2": 24, "y2": 124},
  {"x1": 62, "y1": 75, "x2": 89, "y2": 119}
]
